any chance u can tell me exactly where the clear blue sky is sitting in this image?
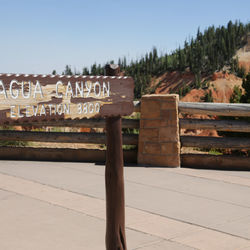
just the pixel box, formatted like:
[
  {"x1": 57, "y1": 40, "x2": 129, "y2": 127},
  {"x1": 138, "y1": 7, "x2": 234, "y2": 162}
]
[{"x1": 0, "y1": 0, "x2": 249, "y2": 74}]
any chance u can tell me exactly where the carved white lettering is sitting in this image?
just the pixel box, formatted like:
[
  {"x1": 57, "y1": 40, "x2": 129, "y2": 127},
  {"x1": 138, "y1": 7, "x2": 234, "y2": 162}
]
[
  {"x1": 48, "y1": 104, "x2": 54, "y2": 115},
  {"x1": 94, "y1": 82, "x2": 101, "y2": 97},
  {"x1": 89, "y1": 103, "x2": 94, "y2": 113},
  {"x1": 75, "y1": 81, "x2": 84, "y2": 97},
  {"x1": 10, "y1": 106, "x2": 16, "y2": 118},
  {"x1": 57, "y1": 104, "x2": 63, "y2": 115},
  {"x1": 0, "y1": 80, "x2": 7, "y2": 99},
  {"x1": 103, "y1": 81, "x2": 110, "y2": 97},
  {"x1": 83, "y1": 103, "x2": 88, "y2": 114},
  {"x1": 56, "y1": 81, "x2": 63, "y2": 98},
  {"x1": 32, "y1": 105, "x2": 39, "y2": 116},
  {"x1": 77, "y1": 103, "x2": 82, "y2": 114},
  {"x1": 40, "y1": 104, "x2": 46, "y2": 116},
  {"x1": 95, "y1": 102, "x2": 100, "y2": 113},
  {"x1": 33, "y1": 81, "x2": 43, "y2": 99},
  {"x1": 66, "y1": 81, "x2": 74, "y2": 97},
  {"x1": 85, "y1": 81, "x2": 92, "y2": 97},
  {"x1": 63, "y1": 104, "x2": 70, "y2": 114},
  {"x1": 10, "y1": 80, "x2": 19, "y2": 99},
  {"x1": 22, "y1": 81, "x2": 31, "y2": 99},
  {"x1": 25, "y1": 105, "x2": 31, "y2": 117},
  {"x1": 17, "y1": 105, "x2": 24, "y2": 118}
]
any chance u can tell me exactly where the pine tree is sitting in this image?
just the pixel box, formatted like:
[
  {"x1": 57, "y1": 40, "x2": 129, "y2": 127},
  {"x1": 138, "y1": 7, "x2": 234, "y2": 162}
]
[
  {"x1": 230, "y1": 86, "x2": 242, "y2": 103},
  {"x1": 91, "y1": 63, "x2": 97, "y2": 75},
  {"x1": 241, "y1": 73, "x2": 250, "y2": 103},
  {"x1": 64, "y1": 65, "x2": 73, "y2": 75},
  {"x1": 82, "y1": 67, "x2": 89, "y2": 75}
]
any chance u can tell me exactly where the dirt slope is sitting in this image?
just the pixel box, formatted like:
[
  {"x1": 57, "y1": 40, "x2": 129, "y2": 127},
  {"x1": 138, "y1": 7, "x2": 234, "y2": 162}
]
[
  {"x1": 153, "y1": 40, "x2": 250, "y2": 102},
  {"x1": 153, "y1": 71, "x2": 196, "y2": 94},
  {"x1": 181, "y1": 72, "x2": 242, "y2": 103},
  {"x1": 237, "y1": 49, "x2": 250, "y2": 73},
  {"x1": 237, "y1": 35, "x2": 250, "y2": 72}
]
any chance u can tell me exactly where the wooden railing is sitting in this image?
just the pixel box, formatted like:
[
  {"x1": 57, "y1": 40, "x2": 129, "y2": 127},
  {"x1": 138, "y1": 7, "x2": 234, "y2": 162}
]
[
  {"x1": 0, "y1": 130, "x2": 138, "y2": 145},
  {"x1": 1, "y1": 98, "x2": 250, "y2": 169},
  {"x1": 179, "y1": 102, "x2": 250, "y2": 116},
  {"x1": 0, "y1": 102, "x2": 140, "y2": 163},
  {"x1": 179, "y1": 102, "x2": 250, "y2": 170},
  {"x1": 180, "y1": 118, "x2": 250, "y2": 132}
]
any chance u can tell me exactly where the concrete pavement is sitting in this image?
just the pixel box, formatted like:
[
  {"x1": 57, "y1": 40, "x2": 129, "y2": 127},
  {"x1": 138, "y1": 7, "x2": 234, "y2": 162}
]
[{"x1": 0, "y1": 161, "x2": 250, "y2": 249}]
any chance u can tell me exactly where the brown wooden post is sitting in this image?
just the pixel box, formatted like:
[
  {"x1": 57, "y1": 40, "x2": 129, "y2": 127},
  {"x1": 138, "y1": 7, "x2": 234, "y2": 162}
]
[{"x1": 105, "y1": 64, "x2": 127, "y2": 250}]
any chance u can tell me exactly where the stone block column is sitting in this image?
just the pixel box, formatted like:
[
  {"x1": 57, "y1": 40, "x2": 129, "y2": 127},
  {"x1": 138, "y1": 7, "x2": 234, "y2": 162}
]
[{"x1": 137, "y1": 94, "x2": 180, "y2": 167}]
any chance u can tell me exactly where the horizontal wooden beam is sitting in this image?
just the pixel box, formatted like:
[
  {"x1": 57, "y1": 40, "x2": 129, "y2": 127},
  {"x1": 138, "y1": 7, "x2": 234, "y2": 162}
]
[
  {"x1": 179, "y1": 102, "x2": 250, "y2": 117},
  {"x1": 4, "y1": 118, "x2": 140, "y2": 129},
  {"x1": 0, "y1": 130, "x2": 138, "y2": 145},
  {"x1": 181, "y1": 135, "x2": 250, "y2": 149},
  {"x1": 0, "y1": 146, "x2": 137, "y2": 163},
  {"x1": 180, "y1": 118, "x2": 250, "y2": 132},
  {"x1": 181, "y1": 154, "x2": 250, "y2": 170}
]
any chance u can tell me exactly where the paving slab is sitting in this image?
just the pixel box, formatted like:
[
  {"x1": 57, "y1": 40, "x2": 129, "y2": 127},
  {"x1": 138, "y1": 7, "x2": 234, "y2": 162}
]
[
  {"x1": 134, "y1": 239, "x2": 195, "y2": 250},
  {"x1": 0, "y1": 189, "x2": 16, "y2": 200},
  {"x1": 124, "y1": 167, "x2": 250, "y2": 208},
  {"x1": 1, "y1": 162, "x2": 250, "y2": 233},
  {"x1": 166, "y1": 168, "x2": 250, "y2": 187},
  {"x1": 1, "y1": 160, "x2": 250, "y2": 249},
  {"x1": 0, "y1": 161, "x2": 106, "y2": 199},
  {"x1": 124, "y1": 180, "x2": 250, "y2": 231},
  {"x1": 213, "y1": 215, "x2": 250, "y2": 240},
  {"x1": 173, "y1": 228, "x2": 250, "y2": 250},
  {"x1": 0, "y1": 189, "x2": 161, "y2": 250},
  {"x1": 0, "y1": 172, "x2": 200, "y2": 242}
]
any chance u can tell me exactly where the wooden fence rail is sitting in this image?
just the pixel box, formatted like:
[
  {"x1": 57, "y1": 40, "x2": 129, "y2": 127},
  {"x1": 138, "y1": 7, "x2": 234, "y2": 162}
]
[
  {"x1": 179, "y1": 101, "x2": 250, "y2": 169},
  {"x1": 5, "y1": 118, "x2": 140, "y2": 128},
  {"x1": 181, "y1": 154, "x2": 250, "y2": 170},
  {"x1": 3, "y1": 118, "x2": 140, "y2": 129},
  {"x1": 0, "y1": 101, "x2": 140, "y2": 164},
  {"x1": 1, "y1": 98, "x2": 250, "y2": 169},
  {"x1": 0, "y1": 130, "x2": 138, "y2": 145},
  {"x1": 180, "y1": 118, "x2": 250, "y2": 132},
  {"x1": 179, "y1": 102, "x2": 250, "y2": 117},
  {"x1": 181, "y1": 135, "x2": 250, "y2": 149}
]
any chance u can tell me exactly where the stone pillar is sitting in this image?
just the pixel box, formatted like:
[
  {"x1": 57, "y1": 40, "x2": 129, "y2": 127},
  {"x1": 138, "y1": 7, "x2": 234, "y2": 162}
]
[{"x1": 137, "y1": 94, "x2": 180, "y2": 167}]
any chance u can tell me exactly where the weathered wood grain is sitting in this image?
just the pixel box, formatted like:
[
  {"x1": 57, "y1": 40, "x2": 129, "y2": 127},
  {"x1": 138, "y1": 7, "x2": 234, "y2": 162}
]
[
  {"x1": 0, "y1": 146, "x2": 137, "y2": 163},
  {"x1": 0, "y1": 74, "x2": 134, "y2": 124},
  {"x1": 179, "y1": 102, "x2": 250, "y2": 117},
  {"x1": 5, "y1": 117, "x2": 140, "y2": 129},
  {"x1": 180, "y1": 118, "x2": 250, "y2": 132},
  {"x1": 181, "y1": 154, "x2": 250, "y2": 170},
  {"x1": 0, "y1": 130, "x2": 138, "y2": 145},
  {"x1": 181, "y1": 135, "x2": 250, "y2": 149},
  {"x1": 105, "y1": 65, "x2": 127, "y2": 250}
]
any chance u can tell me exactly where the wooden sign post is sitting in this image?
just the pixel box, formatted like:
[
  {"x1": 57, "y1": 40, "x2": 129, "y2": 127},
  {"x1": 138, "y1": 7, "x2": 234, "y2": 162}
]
[
  {"x1": 105, "y1": 65, "x2": 127, "y2": 250},
  {"x1": 0, "y1": 66, "x2": 134, "y2": 250}
]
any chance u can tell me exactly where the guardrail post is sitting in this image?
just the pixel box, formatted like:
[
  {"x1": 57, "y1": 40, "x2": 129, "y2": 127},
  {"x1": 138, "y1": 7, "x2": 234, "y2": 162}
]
[
  {"x1": 105, "y1": 64, "x2": 127, "y2": 250},
  {"x1": 138, "y1": 94, "x2": 180, "y2": 167}
]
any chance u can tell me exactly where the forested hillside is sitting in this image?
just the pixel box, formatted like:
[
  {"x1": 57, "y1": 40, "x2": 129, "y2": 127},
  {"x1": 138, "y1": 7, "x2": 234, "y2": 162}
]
[{"x1": 58, "y1": 20, "x2": 250, "y2": 99}]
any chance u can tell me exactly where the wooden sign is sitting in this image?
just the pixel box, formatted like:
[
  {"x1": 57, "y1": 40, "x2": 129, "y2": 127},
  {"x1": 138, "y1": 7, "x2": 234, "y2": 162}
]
[{"x1": 0, "y1": 74, "x2": 134, "y2": 124}]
